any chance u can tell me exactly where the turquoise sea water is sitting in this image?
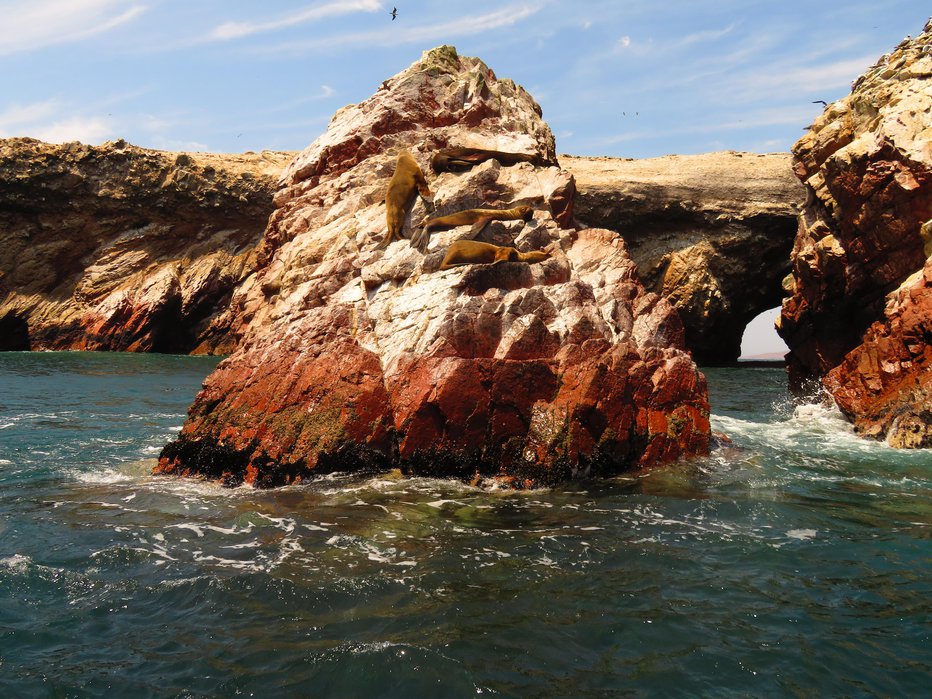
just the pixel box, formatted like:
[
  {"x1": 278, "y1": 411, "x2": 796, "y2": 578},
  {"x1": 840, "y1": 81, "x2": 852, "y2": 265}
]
[{"x1": 0, "y1": 352, "x2": 929, "y2": 697}]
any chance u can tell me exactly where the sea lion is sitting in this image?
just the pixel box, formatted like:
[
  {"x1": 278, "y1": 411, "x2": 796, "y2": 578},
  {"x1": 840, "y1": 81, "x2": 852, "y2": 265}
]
[
  {"x1": 430, "y1": 147, "x2": 541, "y2": 173},
  {"x1": 384, "y1": 151, "x2": 432, "y2": 246},
  {"x1": 410, "y1": 204, "x2": 534, "y2": 251},
  {"x1": 438, "y1": 240, "x2": 551, "y2": 271}
]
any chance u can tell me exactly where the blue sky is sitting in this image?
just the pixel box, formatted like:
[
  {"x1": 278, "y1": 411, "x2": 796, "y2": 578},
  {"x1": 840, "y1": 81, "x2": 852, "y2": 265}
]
[
  {"x1": 0, "y1": 1, "x2": 924, "y2": 156},
  {"x1": 0, "y1": 0, "x2": 926, "y2": 355}
]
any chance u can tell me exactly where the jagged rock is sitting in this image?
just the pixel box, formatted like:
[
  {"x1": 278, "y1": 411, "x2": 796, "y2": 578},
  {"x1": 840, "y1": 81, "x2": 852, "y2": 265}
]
[
  {"x1": 157, "y1": 46, "x2": 710, "y2": 488},
  {"x1": 823, "y1": 258, "x2": 932, "y2": 447},
  {"x1": 780, "y1": 20, "x2": 932, "y2": 446},
  {"x1": 0, "y1": 138, "x2": 293, "y2": 353},
  {"x1": 565, "y1": 152, "x2": 804, "y2": 364}
]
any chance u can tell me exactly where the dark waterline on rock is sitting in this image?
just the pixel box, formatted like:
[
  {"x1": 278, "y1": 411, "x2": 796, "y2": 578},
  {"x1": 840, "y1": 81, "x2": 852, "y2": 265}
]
[{"x1": 0, "y1": 353, "x2": 929, "y2": 697}]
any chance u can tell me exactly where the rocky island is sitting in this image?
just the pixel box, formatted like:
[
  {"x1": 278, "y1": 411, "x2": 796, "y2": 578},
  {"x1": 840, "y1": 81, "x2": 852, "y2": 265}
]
[{"x1": 155, "y1": 46, "x2": 711, "y2": 487}]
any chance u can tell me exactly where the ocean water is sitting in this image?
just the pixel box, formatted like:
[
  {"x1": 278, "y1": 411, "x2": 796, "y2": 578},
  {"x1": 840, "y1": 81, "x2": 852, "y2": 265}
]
[{"x1": 0, "y1": 352, "x2": 929, "y2": 698}]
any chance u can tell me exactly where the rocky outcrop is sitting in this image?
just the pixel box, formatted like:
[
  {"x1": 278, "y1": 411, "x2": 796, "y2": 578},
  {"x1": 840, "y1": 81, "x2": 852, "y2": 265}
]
[
  {"x1": 157, "y1": 46, "x2": 711, "y2": 488},
  {"x1": 824, "y1": 257, "x2": 932, "y2": 447},
  {"x1": 780, "y1": 21, "x2": 932, "y2": 446},
  {"x1": 0, "y1": 138, "x2": 293, "y2": 354},
  {"x1": 566, "y1": 153, "x2": 804, "y2": 364}
]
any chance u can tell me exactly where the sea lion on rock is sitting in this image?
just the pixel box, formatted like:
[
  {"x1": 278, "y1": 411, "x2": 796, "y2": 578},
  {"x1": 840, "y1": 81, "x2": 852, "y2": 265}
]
[
  {"x1": 410, "y1": 204, "x2": 534, "y2": 251},
  {"x1": 384, "y1": 151, "x2": 432, "y2": 246},
  {"x1": 430, "y1": 147, "x2": 541, "y2": 173},
  {"x1": 438, "y1": 240, "x2": 551, "y2": 270}
]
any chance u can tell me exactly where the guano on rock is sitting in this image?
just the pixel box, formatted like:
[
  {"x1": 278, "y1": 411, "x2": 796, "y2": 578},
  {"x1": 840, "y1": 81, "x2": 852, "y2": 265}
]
[{"x1": 156, "y1": 46, "x2": 712, "y2": 487}]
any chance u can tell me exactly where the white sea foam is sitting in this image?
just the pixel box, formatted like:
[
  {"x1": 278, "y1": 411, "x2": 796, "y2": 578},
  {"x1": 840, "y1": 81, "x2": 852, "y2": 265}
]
[
  {"x1": 786, "y1": 528, "x2": 818, "y2": 540},
  {"x1": 0, "y1": 554, "x2": 31, "y2": 572},
  {"x1": 170, "y1": 523, "x2": 205, "y2": 538}
]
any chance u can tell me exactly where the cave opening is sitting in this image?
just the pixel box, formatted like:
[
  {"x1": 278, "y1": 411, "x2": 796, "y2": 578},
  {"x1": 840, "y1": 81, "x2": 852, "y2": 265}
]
[
  {"x1": 739, "y1": 307, "x2": 788, "y2": 362},
  {"x1": 0, "y1": 314, "x2": 31, "y2": 351}
]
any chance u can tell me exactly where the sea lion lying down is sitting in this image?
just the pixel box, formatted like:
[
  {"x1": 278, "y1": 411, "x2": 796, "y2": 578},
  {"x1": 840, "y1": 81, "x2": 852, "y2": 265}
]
[
  {"x1": 410, "y1": 205, "x2": 533, "y2": 251},
  {"x1": 430, "y1": 147, "x2": 541, "y2": 173},
  {"x1": 384, "y1": 151, "x2": 432, "y2": 246},
  {"x1": 438, "y1": 240, "x2": 551, "y2": 271}
]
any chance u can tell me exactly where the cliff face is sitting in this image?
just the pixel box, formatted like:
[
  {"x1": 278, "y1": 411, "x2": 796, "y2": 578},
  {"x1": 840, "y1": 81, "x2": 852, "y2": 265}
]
[
  {"x1": 566, "y1": 153, "x2": 804, "y2": 364},
  {"x1": 0, "y1": 138, "x2": 293, "y2": 354},
  {"x1": 157, "y1": 46, "x2": 710, "y2": 488},
  {"x1": 781, "y1": 21, "x2": 932, "y2": 446}
]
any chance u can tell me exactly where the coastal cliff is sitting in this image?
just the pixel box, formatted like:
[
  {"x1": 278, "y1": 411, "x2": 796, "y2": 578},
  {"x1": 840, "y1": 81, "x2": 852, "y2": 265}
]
[
  {"x1": 156, "y1": 46, "x2": 710, "y2": 487},
  {"x1": 0, "y1": 136, "x2": 802, "y2": 366},
  {"x1": 780, "y1": 21, "x2": 932, "y2": 447},
  {"x1": 0, "y1": 138, "x2": 292, "y2": 354},
  {"x1": 567, "y1": 152, "x2": 804, "y2": 364}
]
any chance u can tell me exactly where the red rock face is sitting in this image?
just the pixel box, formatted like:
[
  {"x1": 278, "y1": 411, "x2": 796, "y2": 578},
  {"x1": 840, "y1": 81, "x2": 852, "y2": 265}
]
[
  {"x1": 823, "y1": 259, "x2": 932, "y2": 447},
  {"x1": 157, "y1": 46, "x2": 710, "y2": 487},
  {"x1": 780, "y1": 21, "x2": 932, "y2": 446}
]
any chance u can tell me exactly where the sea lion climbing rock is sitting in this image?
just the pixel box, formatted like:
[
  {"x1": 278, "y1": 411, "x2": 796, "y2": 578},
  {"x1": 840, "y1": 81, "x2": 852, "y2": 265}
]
[
  {"x1": 410, "y1": 204, "x2": 533, "y2": 251},
  {"x1": 438, "y1": 240, "x2": 550, "y2": 270},
  {"x1": 158, "y1": 46, "x2": 710, "y2": 489},
  {"x1": 384, "y1": 151, "x2": 432, "y2": 245}
]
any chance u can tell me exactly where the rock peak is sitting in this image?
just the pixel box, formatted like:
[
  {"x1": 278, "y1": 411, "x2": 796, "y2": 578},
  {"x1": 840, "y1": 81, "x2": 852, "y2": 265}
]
[{"x1": 283, "y1": 46, "x2": 553, "y2": 190}]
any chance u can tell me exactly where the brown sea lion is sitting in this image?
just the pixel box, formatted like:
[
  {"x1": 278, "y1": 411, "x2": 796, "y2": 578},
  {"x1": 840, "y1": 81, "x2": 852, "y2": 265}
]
[
  {"x1": 384, "y1": 151, "x2": 432, "y2": 246},
  {"x1": 430, "y1": 147, "x2": 542, "y2": 173},
  {"x1": 438, "y1": 240, "x2": 551, "y2": 271},
  {"x1": 410, "y1": 204, "x2": 534, "y2": 251}
]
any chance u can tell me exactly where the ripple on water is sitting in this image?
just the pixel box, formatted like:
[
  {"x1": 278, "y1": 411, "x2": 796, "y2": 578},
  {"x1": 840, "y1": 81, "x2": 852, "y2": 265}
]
[{"x1": 2, "y1": 359, "x2": 930, "y2": 697}]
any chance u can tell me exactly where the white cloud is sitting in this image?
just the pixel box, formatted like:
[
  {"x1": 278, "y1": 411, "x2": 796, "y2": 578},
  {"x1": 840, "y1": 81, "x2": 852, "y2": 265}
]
[
  {"x1": 617, "y1": 35, "x2": 631, "y2": 49},
  {"x1": 208, "y1": 0, "x2": 383, "y2": 41},
  {"x1": 0, "y1": 98, "x2": 117, "y2": 144},
  {"x1": 260, "y1": 3, "x2": 542, "y2": 53},
  {"x1": 750, "y1": 55, "x2": 876, "y2": 92},
  {"x1": 0, "y1": 0, "x2": 146, "y2": 55},
  {"x1": 33, "y1": 116, "x2": 113, "y2": 144},
  {"x1": 678, "y1": 23, "x2": 737, "y2": 47},
  {"x1": 0, "y1": 100, "x2": 62, "y2": 133}
]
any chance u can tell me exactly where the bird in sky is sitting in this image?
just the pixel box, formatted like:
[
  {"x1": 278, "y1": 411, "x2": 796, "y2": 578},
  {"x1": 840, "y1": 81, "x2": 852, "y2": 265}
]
[
  {"x1": 391, "y1": 7, "x2": 397, "y2": 20},
  {"x1": 812, "y1": 100, "x2": 828, "y2": 106}
]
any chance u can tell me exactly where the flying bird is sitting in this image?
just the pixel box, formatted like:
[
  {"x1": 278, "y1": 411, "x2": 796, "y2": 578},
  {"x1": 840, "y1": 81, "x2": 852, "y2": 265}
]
[
  {"x1": 812, "y1": 100, "x2": 827, "y2": 106},
  {"x1": 391, "y1": 7, "x2": 397, "y2": 20}
]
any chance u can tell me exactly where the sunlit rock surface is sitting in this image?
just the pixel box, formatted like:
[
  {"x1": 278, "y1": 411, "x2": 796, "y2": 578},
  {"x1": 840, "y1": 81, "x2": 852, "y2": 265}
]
[
  {"x1": 780, "y1": 21, "x2": 932, "y2": 446},
  {"x1": 157, "y1": 46, "x2": 710, "y2": 487},
  {"x1": 566, "y1": 152, "x2": 804, "y2": 364},
  {"x1": 0, "y1": 138, "x2": 291, "y2": 353}
]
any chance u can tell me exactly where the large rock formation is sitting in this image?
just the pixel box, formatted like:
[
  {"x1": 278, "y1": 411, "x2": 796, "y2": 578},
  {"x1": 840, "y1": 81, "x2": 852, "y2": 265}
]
[
  {"x1": 157, "y1": 46, "x2": 710, "y2": 488},
  {"x1": 0, "y1": 138, "x2": 292, "y2": 354},
  {"x1": 780, "y1": 21, "x2": 932, "y2": 446},
  {"x1": 566, "y1": 153, "x2": 804, "y2": 364}
]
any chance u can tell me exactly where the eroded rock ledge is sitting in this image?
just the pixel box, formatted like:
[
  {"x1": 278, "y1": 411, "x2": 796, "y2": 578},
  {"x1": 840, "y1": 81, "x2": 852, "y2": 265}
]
[
  {"x1": 156, "y1": 46, "x2": 711, "y2": 488},
  {"x1": 0, "y1": 138, "x2": 293, "y2": 353},
  {"x1": 566, "y1": 152, "x2": 804, "y2": 364},
  {"x1": 780, "y1": 20, "x2": 932, "y2": 447}
]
